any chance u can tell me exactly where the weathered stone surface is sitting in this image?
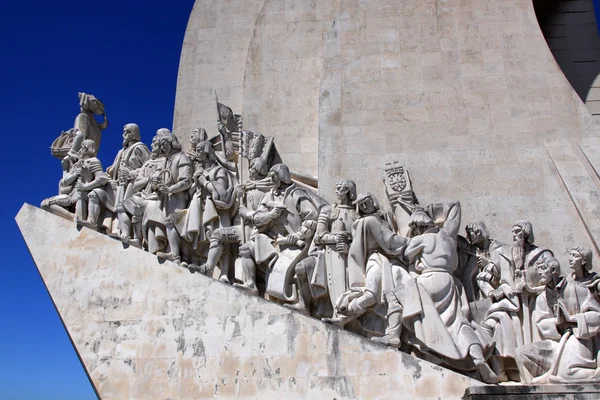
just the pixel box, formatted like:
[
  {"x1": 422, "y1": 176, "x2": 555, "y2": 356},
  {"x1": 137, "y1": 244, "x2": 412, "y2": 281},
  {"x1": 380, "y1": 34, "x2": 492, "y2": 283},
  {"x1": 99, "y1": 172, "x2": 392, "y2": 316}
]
[
  {"x1": 17, "y1": 204, "x2": 482, "y2": 399},
  {"x1": 467, "y1": 383, "x2": 600, "y2": 400},
  {"x1": 174, "y1": 0, "x2": 600, "y2": 271}
]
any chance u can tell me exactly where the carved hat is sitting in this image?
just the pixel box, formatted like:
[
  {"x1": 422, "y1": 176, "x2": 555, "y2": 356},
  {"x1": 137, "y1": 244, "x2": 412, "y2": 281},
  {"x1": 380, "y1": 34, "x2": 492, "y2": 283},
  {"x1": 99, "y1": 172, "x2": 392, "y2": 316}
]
[
  {"x1": 513, "y1": 220, "x2": 534, "y2": 244},
  {"x1": 353, "y1": 192, "x2": 380, "y2": 212}
]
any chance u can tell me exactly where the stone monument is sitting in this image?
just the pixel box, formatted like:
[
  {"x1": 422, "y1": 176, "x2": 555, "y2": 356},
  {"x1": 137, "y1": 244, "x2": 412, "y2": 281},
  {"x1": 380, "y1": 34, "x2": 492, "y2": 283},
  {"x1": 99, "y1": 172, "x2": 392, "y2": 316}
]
[{"x1": 17, "y1": 1, "x2": 600, "y2": 399}]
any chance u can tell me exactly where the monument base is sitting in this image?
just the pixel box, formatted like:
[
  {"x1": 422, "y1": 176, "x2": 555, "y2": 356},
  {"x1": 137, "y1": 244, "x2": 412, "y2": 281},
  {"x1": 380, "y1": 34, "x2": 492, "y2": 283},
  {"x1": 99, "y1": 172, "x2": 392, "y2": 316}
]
[
  {"x1": 467, "y1": 383, "x2": 600, "y2": 399},
  {"x1": 17, "y1": 204, "x2": 483, "y2": 399}
]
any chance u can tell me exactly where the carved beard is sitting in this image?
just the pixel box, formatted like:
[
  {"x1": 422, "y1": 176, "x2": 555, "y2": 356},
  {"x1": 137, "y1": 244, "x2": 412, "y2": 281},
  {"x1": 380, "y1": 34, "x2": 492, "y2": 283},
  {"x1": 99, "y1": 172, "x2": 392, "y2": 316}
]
[{"x1": 511, "y1": 237, "x2": 526, "y2": 271}]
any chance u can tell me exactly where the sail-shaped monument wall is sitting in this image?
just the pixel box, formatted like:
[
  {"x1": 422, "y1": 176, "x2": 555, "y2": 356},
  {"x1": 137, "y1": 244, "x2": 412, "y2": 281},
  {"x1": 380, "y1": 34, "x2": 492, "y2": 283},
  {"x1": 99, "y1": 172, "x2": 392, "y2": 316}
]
[
  {"x1": 16, "y1": 1, "x2": 600, "y2": 399},
  {"x1": 174, "y1": 0, "x2": 600, "y2": 272}
]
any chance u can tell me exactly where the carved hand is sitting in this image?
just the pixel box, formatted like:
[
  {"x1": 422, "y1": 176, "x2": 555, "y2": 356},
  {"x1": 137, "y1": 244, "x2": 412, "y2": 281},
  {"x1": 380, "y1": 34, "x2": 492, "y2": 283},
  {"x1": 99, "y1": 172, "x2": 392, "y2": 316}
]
[
  {"x1": 270, "y1": 207, "x2": 284, "y2": 219},
  {"x1": 119, "y1": 166, "x2": 131, "y2": 181},
  {"x1": 477, "y1": 254, "x2": 490, "y2": 269},
  {"x1": 158, "y1": 184, "x2": 171, "y2": 194},
  {"x1": 286, "y1": 233, "x2": 301, "y2": 246}
]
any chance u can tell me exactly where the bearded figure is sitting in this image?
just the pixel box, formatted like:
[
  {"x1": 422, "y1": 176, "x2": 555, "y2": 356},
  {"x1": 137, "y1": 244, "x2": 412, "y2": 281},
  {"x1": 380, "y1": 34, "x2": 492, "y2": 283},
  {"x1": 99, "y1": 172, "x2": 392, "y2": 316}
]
[{"x1": 478, "y1": 220, "x2": 553, "y2": 382}]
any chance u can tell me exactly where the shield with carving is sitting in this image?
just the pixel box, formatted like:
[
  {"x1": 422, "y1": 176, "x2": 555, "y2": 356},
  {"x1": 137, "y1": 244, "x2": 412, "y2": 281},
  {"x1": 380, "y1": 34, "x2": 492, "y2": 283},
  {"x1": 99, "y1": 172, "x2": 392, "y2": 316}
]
[
  {"x1": 265, "y1": 244, "x2": 309, "y2": 302},
  {"x1": 325, "y1": 246, "x2": 348, "y2": 309}
]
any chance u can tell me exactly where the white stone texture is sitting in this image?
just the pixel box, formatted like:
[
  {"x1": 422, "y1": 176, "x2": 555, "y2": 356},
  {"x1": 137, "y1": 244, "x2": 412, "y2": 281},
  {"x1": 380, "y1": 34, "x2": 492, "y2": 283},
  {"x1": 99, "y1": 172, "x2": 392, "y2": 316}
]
[
  {"x1": 17, "y1": 204, "x2": 482, "y2": 400},
  {"x1": 175, "y1": 0, "x2": 600, "y2": 272}
]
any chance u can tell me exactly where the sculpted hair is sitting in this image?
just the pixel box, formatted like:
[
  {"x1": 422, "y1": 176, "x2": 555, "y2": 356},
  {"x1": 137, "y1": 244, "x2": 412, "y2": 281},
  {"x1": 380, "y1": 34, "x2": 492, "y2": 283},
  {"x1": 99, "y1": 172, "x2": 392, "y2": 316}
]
[
  {"x1": 159, "y1": 130, "x2": 182, "y2": 151},
  {"x1": 513, "y1": 220, "x2": 534, "y2": 244},
  {"x1": 573, "y1": 246, "x2": 593, "y2": 271},
  {"x1": 466, "y1": 221, "x2": 489, "y2": 242},
  {"x1": 270, "y1": 164, "x2": 292, "y2": 184},
  {"x1": 124, "y1": 123, "x2": 141, "y2": 141}
]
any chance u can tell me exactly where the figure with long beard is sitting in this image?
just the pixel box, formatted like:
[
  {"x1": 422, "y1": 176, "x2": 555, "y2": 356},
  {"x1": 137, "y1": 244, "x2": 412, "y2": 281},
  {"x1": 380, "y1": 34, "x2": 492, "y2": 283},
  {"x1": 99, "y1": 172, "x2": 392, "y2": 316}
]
[{"x1": 478, "y1": 220, "x2": 553, "y2": 382}]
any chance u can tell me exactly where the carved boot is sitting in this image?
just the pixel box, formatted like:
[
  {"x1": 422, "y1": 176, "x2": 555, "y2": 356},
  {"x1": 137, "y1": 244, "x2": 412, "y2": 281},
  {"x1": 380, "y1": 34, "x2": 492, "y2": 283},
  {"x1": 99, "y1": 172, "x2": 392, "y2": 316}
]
[{"x1": 371, "y1": 293, "x2": 403, "y2": 348}]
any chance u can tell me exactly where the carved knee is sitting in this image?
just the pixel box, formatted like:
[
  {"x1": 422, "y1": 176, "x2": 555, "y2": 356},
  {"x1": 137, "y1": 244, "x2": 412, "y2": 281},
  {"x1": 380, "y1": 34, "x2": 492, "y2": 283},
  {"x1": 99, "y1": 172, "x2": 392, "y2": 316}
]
[
  {"x1": 239, "y1": 243, "x2": 252, "y2": 258},
  {"x1": 88, "y1": 191, "x2": 99, "y2": 204},
  {"x1": 210, "y1": 229, "x2": 224, "y2": 244},
  {"x1": 116, "y1": 203, "x2": 126, "y2": 213}
]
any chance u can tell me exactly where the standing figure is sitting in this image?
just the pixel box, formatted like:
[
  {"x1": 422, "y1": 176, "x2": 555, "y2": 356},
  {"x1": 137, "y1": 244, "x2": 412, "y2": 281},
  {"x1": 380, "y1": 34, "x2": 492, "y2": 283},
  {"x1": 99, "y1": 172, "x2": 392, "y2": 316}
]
[
  {"x1": 516, "y1": 247, "x2": 600, "y2": 383},
  {"x1": 456, "y1": 221, "x2": 495, "y2": 303},
  {"x1": 115, "y1": 134, "x2": 166, "y2": 247},
  {"x1": 287, "y1": 179, "x2": 359, "y2": 318},
  {"x1": 375, "y1": 202, "x2": 498, "y2": 384},
  {"x1": 107, "y1": 123, "x2": 151, "y2": 205},
  {"x1": 143, "y1": 130, "x2": 193, "y2": 256},
  {"x1": 59, "y1": 92, "x2": 108, "y2": 161},
  {"x1": 193, "y1": 156, "x2": 273, "y2": 280},
  {"x1": 75, "y1": 140, "x2": 115, "y2": 231},
  {"x1": 234, "y1": 164, "x2": 318, "y2": 296},
  {"x1": 174, "y1": 140, "x2": 237, "y2": 275}
]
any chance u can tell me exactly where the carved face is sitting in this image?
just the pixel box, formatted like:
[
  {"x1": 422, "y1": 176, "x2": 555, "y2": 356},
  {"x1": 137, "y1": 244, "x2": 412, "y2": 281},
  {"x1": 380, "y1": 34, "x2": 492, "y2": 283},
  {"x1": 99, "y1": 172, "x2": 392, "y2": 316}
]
[
  {"x1": 537, "y1": 260, "x2": 554, "y2": 285},
  {"x1": 190, "y1": 129, "x2": 199, "y2": 147},
  {"x1": 150, "y1": 136, "x2": 161, "y2": 155},
  {"x1": 466, "y1": 228, "x2": 481, "y2": 246},
  {"x1": 512, "y1": 226, "x2": 525, "y2": 245},
  {"x1": 159, "y1": 138, "x2": 172, "y2": 155},
  {"x1": 123, "y1": 126, "x2": 136, "y2": 146},
  {"x1": 78, "y1": 141, "x2": 94, "y2": 158},
  {"x1": 569, "y1": 250, "x2": 584, "y2": 272},
  {"x1": 335, "y1": 181, "x2": 350, "y2": 201},
  {"x1": 357, "y1": 197, "x2": 375, "y2": 215}
]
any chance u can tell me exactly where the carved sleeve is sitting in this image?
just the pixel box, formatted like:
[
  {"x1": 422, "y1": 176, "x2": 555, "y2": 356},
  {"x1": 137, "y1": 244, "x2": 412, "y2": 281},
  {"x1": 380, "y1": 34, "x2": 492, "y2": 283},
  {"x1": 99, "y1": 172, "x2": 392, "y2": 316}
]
[
  {"x1": 169, "y1": 156, "x2": 193, "y2": 194},
  {"x1": 314, "y1": 205, "x2": 334, "y2": 245},
  {"x1": 533, "y1": 293, "x2": 561, "y2": 340}
]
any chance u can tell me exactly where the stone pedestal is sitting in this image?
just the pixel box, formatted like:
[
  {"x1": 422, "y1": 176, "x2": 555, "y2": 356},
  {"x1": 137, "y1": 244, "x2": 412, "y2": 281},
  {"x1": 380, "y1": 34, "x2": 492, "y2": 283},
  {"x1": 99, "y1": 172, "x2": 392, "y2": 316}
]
[
  {"x1": 467, "y1": 384, "x2": 600, "y2": 400},
  {"x1": 17, "y1": 204, "x2": 482, "y2": 399}
]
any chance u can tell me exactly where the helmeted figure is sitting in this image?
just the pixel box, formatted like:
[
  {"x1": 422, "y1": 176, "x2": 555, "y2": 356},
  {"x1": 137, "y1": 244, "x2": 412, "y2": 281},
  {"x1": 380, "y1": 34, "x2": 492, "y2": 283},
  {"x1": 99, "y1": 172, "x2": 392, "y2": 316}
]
[
  {"x1": 478, "y1": 220, "x2": 553, "y2": 381},
  {"x1": 234, "y1": 164, "x2": 318, "y2": 296},
  {"x1": 516, "y1": 247, "x2": 600, "y2": 383},
  {"x1": 287, "y1": 179, "x2": 359, "y2": 318},
  {"x1": 142, "y1": 130, "x2": 193, "y2": 255},
  {"x1": 74, "y1": 139, "x2": 115, "y2": 231}
]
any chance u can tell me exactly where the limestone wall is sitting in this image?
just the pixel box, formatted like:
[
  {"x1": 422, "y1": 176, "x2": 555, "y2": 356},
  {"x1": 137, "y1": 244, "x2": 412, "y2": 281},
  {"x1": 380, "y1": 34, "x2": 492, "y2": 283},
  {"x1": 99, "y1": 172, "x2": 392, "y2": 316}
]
[
  {"x1": 175, "y1": 0, "x2": 600, "y2": 271},
  {"x1": 17, "y1": 204, "x2": 481, "y2": 400}
]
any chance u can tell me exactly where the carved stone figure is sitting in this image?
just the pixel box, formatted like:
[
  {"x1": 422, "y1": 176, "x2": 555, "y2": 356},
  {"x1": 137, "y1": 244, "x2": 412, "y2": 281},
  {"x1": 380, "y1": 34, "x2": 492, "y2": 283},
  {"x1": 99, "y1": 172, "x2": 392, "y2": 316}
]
[
  {"x1": 516, "y1": 247, "x2": 600, "y2": 383},
  {"x1": 234, "y1": 164, "x2": 318, "y2": 296},
  {"x1": 190, "y1": 155, "x2": 273, "y2": 282},
  {"x1": 107, "y1": 124, "x2": 151, "y2": 205},
  {"x1": 374, "y1": 202, "x2": 498, "y2": 383},
  {"x1": 286, "y1": 179, "x2": 359, "y2": 318},
  {"x1": 115, "y1": 133, "x2": 166, "y2": 247},
  {"x1": 74, "y1": 139, "x2": 115, "y2": 231},
  {"x1": 324, "y1": 192, "x2": 408, "y2": 338},
  {"x1": 51, "y1": 92, "x2": 108, "y2": 163},
  {"x1": 173, "y1": 140, "x2": 237, "y2": 276},
  {"x1": 145, "y1": 130, "x2": 192, "y2": 257},
  {"x1": 478, "y1": 220, "x2": 553, "y2": 381},
  {"x1": 457, "y1": 221, "x2": 495, "y2": 303}
]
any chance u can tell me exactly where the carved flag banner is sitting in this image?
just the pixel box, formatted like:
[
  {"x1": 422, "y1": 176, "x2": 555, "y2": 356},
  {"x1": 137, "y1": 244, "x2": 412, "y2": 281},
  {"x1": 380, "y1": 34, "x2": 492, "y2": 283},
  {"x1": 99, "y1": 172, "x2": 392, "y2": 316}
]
[{"x1": 217, "y1": 101, "x2": 239, "y2": 133}]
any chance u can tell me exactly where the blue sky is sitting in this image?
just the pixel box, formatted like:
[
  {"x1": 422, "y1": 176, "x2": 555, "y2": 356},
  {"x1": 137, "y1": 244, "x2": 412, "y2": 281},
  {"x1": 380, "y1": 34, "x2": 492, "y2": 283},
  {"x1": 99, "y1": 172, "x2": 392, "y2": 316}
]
[{"x1": 0, "y1": 1, "x2": 194, "y2": 398}]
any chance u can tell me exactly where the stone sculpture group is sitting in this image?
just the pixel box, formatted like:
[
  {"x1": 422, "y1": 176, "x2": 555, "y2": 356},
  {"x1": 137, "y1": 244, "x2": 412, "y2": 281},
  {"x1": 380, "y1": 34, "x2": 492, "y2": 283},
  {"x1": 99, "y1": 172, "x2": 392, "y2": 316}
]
[{"x1": 42, "y1": 93, "x2": 600, "y2": 385}]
